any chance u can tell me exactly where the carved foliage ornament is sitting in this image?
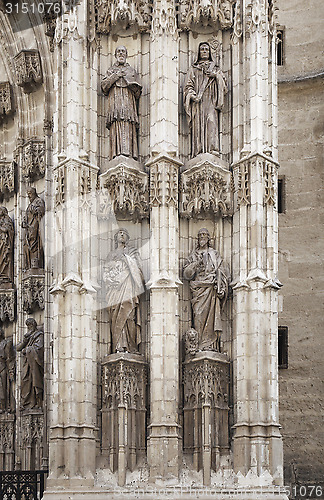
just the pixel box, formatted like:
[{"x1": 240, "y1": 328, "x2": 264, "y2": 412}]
[
  {"x1": 22, "y1": 275, "x2": 45, "y2": 313},
  {"x1": 102, "y1": 360, "x2": 146, "y2": 408},
  {"x1": 0, "y1": 420, "x2": 15, "y2": 450},
  {"x1": 0, "y1": 160, "x2": 15, "y2": 197},
  {"x1": 14, "y1": 50, "x2": 43, "y2": 92},
  {"x1": 178, "y1": 0, "x2": 235, "y2": 30},
  {"x1": 0, "y1": 82, "x2": 13, "y2": 120},
  {"x1": 21, "y1": 413, "x2": 44, "y2": 447},
  {"x1": 95, "y1": 0, "x2": 152, "y2": 33},
  {"x1": 183, "y1": 359, "x2": 229, "y2": 407},
  {"x1": 152, "y1": 0, "x2": 177, "y2": 37},
  {"x1": 22, "y1": 139, "x2": 45, "y2": 181},
  {"x1": 0, "y1": 290, "x2": 15, "y2": 322}
]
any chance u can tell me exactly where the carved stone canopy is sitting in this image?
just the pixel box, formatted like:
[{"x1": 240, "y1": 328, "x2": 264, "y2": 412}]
[
  {"x1": 0, "y1": 160, "x2": 15, "y2": 198},
  {"x1": 95, "y1": 0, "x2": 152, "y2": 34},
  {"x1": 180, "y1": 153, "x2": 232, "y2": 218},
  {"x1": 178, "y1": 0, "x2": 236, "y2": 30},
  {"x1": 0, "y1": 82, "x2": 13, "y2": 121},
  {"x1": 14, "y1": 50, "x2": 43, "y2": 93},
  {"x1": 98, "y1": 156, "x2": 149, "y2": 220},
  {"x1": 22, "y1": 139, "x2": 46, "y2": 181},
  {"x1": 0, "y1": 289, "x2": 15, "y2": 323},
  {"x1": 22, "y1": 272, "x2": 45, "y2": 313}
]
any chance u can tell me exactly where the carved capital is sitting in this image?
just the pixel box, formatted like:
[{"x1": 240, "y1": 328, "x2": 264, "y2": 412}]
[
  {"x1": 245, "y1": 0, "x2": 267, "y2": 35},
  {"x1": 95, "y1": 0, "x2": 152, "y2": 34},
  {"x1": 14, "y1": 50, "x2": 43, "y2": 93},
  {"x1": 180, "y1": 156, "x2": 232, "y2": 218},
  {"x1": 0, "y1": 82, "x2": 13, "y2": 121},
  {"x1": 0, "y1": 415, "x2": 15, "y2": 452},
  {"x1": 21, "y1": 411, "x2": 44, "y2": 447},
  {"x1": 22, "y1": 274, "x2": 45, "y2": 313},
  {"x1": 0, "y1": 289, "x2": 15, "y2": 322},
  {"x1": 99, "y1": 159, "x2": 148, "y2": 220},
  {"x1": 0, "y1": 160, "x2": 15, "y2": 197},
  {"x1": 178, "y1": 0, "x2": 235, "y2": 31},
  {"x1": 22, "y1": 139, "x2": 46, "y2": 181}
]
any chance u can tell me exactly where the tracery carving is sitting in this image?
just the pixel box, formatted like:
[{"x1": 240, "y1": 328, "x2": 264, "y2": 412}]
[
  {"x1": 21, "y1": 412, "x2": 44, "y2": 447},
  {"x1": 0, "y1": 82, "x2": 13, "y2": 121},
  {"x1": 22, "y1": 139, "x2": 46, "y2": 181},
  {"x1": 152, "y1": 0, "x2": 177, "y2": 37},
  {"x1": 149, "y1": 161, "x2": 178, "y2": 207},
  {"x1": 95, "y1": 0, "x2": 152, "y2": 34},
  {"x1": 0, "y1": 418, "x2": 15, "y2": 452},
  {"x1": 54, "y1": 167, "x2": 65, "y2": 207},
  {"x1": 102, "y1": 358, "x2": 146, "y2": 408},
  {"x1": 14, "y1": 50, "x2": 43, "y2": 93},
  {"x1": 0, "y1": 290, "x2": 15, "y2": 323},
  {"x1": 0, "y1": 160, "x2": 15, "y2": 198},
  {"x1": 178, "y1": 0, "x2": 235, "y2": 30},
  {"x1": 236, "y1": 160, "x2": 250, "y2": 206},
  {"x1": 149, "y1": 164, "x2": 162, "y2": 207},
  {"x1": 22, "y1": 275, "x2": 45, "y2": 313},
  {"x1": 245, "y1": 0, "x2": 266, "y2": 35},
  {"x1": 180, "y1": 162, "x2": 231, "y2": 218},
  {"x1": 264, "y1": 160, "x2": 276, "y2": 205}
]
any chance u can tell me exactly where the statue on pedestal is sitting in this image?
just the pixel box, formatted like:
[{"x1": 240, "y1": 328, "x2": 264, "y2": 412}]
[
  {"x1": 101, "y1": 46, "x2": 142, "y2": 160},
  {"x1": 183, "y1": 228, "x2": 229, "y2": 352},
  {"x1": 184, "y1": 42, "x2": 228, "y2": 158},
  {"x1": 0, "y1": 327, "x2": 15, "y2": 412},
  {"x1": 16, "y1": 318, "x2": 44, "y2": 409},
  {"x1": 22, "y1": 187, "x2": 45, "y2": 271},
  {"x1": 0, "y1": 207, "x2": 14, "y2": 285},
  {"x1": 103, "y1": 229, "x2": 145, "y2": 354}
]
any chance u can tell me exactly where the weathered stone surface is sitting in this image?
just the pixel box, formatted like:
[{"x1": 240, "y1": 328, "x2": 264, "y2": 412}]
[{"x1": 14, "y1": 50, "x2": 43, "y2": 93}]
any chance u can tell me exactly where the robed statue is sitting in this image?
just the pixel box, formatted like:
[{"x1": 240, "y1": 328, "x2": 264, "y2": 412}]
[
  {"x1": 16, "y1": 318, "x2": 44, "y2": 409},
  {"x1": 22, "y1": 187, "x2": 45, "y2": 271},
  {"x1": 0, "y1": 206, "x2": 14, "y2": 284},
  {"x1": 101, "y1": 46, "x2": 142, "y2": 160},
  {"x1": 0, "y1": 327, "x2": 15, "y2": 412},
  {"x1": 184, "y1": 42, "x2": 228, "y2": 158},
  {"x1": 183, "y1": 228, "x2": 229, "y2": 352},
  {"x1": 103, "y1": 229, "x2": 145, "y2": 354}
]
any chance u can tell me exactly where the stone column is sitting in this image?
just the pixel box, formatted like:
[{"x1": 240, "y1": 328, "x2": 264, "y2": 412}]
[
  {"x1": 146, "y1": 0, "x2": 182, "y2": 481},
  {"x1": 231, "y1": 0, "x2": 284, "y2": 485},
  {"x1": 44, "y1": 5, "x2": 100, "y2": 494}
]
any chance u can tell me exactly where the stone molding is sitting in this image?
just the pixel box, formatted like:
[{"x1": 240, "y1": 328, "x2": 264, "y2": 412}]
[
  {"x1": 94, "y1": 0, "x2": 152, "y2": 34},
  {"x1": 0, "y1": 159, "x2": 15, "y2": 197},
  {"x1": 178, "y1": 0, "x2": 235, "y2": 30},
  {"x1": 14, "y1": 50, "x2": 43, "y2": 93},
  {"x1": 98, "y1": 157, "x2": 148, "y2": 220},
  {"x1": 180, "y1": 154, "x2": 232, "y2": 218},
  {"x1": 22, "y1": 273, "x2": 45, "y2": 313},
  {"x1": 0, "y1": 82, "x2": 13, "y2": 121},
  {"x1": 0, "y1": 288, "x2": 15, "y2": 322},
  {"x1": 21, "y1": 139, "x2": 46, "y2": 181}
]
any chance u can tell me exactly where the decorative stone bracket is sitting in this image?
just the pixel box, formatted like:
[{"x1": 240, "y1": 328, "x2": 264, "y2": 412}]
[
  {"x1": 98, "y1": 156, "x2": 149, "y2": 220},
  {"x1": 22, "y1": 139, "x2": 46, "y2": 181},
  {"x1": 0, "y1": 82, "x2": 13, "y2": 121},
  {"x1": 178, "y1": 0, "x2": 236, "y2": 30},
  {"x1": 22, "y1": 273, "x2": 45, "y2": 313},
  {"x1": 14, "y1": 50, "x2": 43, "y2": 93},
  {"x1": 94, "y1": 0, "x2": 152, "y2": 34},
  {"x1": 0, "y1": 160, "x2": 15, "y2": 198},
  {"x1": 0, "y1": 288, "x2": 15, "y2": 322},
  {"x1": 180, "y1": 154, "x2": 232, "y2": 218}
]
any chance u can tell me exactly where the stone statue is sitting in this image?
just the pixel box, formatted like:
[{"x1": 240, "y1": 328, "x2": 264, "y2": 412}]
[
  {"x1": 0, "y1": 206, "x2": 14, "y2": 284},
  {"x1": 0, "y1": 327, "x2": 15, "y2": 411},
  {"x1": 183, "y1": 42, "x2": 228, "y2": 158},
  {"x1": 183, "y1": 228, "x2": 229, "y2": 352},
  {"x1": 103, "y1": 228, "x2": 145, "y2": 354},
  {"x1": 22, "y1": 187, "x2": 45, "y2": 271},
  {"x1": 16, "y1": 318, "x2": 44, "y2": 409},
  {"x1": 101, "y1": 46, "x2": 142, "y2": 160}
]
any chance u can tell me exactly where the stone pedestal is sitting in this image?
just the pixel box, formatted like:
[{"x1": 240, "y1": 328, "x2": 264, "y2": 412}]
[
  {"x1": 0, "y1": 286, "x2": 15, "y2": 322},
  {"x1": 20, "y1": 409, "x2": 44, "y2": 470},
  {"x1": 22, "y1": 270, "x2": 45, "y2": 313},
  {"x1": 101, "y1": 353, "x2": 147, "y2": 486},
  {"x1": 0, "y1": 412, "x2": 15, "y2": 470},
  {"x1": 183, "y1": 351, "x2": 230, "y2": 486}
]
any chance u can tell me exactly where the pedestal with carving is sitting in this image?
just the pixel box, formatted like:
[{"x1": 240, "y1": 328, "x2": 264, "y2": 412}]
[
  {"x1": 21, "y1": 409, "x2": 44, "y2": 470},
  {"x1": 0, "y1": 412, "x2": 15, "y2": 470},
  {"x1": 101, "y1": 353, "x2": 147, "y2": 486},
  {"x1": 22, "y1": 270, "x2": 45, "y2": 313},
  {"x1": 183, "y1": 351, "x2": 230, "y2": 486}
]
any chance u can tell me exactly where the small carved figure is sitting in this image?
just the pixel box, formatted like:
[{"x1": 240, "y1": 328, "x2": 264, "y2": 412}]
[
  {"x1": 101, "y1": 46, "x2": 142, "y2": 160},
  {"x1": 0, "y1": 327, "x2": 15, "y2": 411},
  {"x1": 103, "y1": 229, "x2": 145, "y2": 354},
  {"x1": 22, "y1": 187, "x2": 45, "y2": 271},
  {"x1": 183, "y1": 228, "x2": 229, "y2": 352},
  {"x1": 184, "y1": 327, "x2": 199, "y2": 357},
  {"x1": 16, "y1": 318, "x2": 44, "y2": 409},
  {"x1": 0, "y1": 207, "x2": 14, "y2": 284},
  {"x1": 183, "y1": 42, "x2": 228, "y2": 158}
]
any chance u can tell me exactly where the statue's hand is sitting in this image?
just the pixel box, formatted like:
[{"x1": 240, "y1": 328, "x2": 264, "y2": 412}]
[
  {"x1": 191, "y1": 94, "x2": 200, "y2": 103},
  {"x1": 205, "y1": 69, "x2": 217, "y2": 78}
]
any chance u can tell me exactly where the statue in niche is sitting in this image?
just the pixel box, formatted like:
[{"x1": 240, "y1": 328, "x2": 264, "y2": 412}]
[
  {"x1": 0, "y1": 206, "x2": 14, "y2": 285},
  {"x1": 101, "y1": 46, "x2": 142, "y2": 160},
  {"x1": 183, "y1": 228, "x2": 229, "y2": 352},
  {"x1": 16, "y1": 318, "x2": 44, "y2": 409},
  {"x1": 183, "y1": 42, "x2": 228, "y2": 158},
  {"x1": 0, "y1": 327, "x2": 15, "y2": 412},
  {"x1": 103, "y1": 228, "x2": 145, "y2": 354},
  {"x1": 22, "y1": 187, "x2": 45, "y2": 271}
]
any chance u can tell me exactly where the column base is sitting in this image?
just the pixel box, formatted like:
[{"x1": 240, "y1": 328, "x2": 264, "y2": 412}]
[{"x1": 147, "y1": 423, "x2": 182, "y2": 482}]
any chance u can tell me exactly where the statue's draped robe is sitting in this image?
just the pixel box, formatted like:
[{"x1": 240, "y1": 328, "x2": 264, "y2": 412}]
[
  {"x1": 101, "y1": 63, "x2": 142, "y2": 159},
  {"x1": 184, "y1": 60, "x2": 227, "y2": 157},
  {"x1": 23, "y1": 196, "x2": 45, "y2": 270},
  {"x1": 17, "y1": 329, "x2": 44, "y2": 408},
  {"x1": 184, "y1": 247, "x2": 228, "y2": 351},
  {"x1": 104, "y1": 246, "x2": 144, "y2": 353},
  {"x1": 0, "y1": 338, "x2": 8, "y2": 408},
  {"x1": 0, "y1": 214, "x2": 14, "y2": 282}
]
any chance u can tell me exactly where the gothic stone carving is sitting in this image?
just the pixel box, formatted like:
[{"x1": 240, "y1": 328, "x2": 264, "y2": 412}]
[
  {"x1": 0, "y1": 289, "x2": 15, "y2": 323},
  {"x1": 95, "y1": 0, "x2": 151, "y2": 33},
  {"x1": 99, "y1": 161, "x2": 148, "y2": 220},
  {"x1": 184, "y1": 42, "x2": 228, "y2": 158},
  {"x1": 22, "y1": 275, "x2": 45, "y2": 313},
  {"x1": 263, "y1": 158, "x2": 276, "y2": 205},
  {"x1": 151, "y1": 0, "x2": 177, "y2": 37},
  {"x1": 16, "y1": 319, "x2": 44, "y2": 410},
  {"x1": 22, "y1": 139, "x2": 46, "y2": 181},
  {"x1": 0, "y1": 329, "x2": 15, "y2": 412},
  {"x1": 0, "y1": 414, "x2": 15, "y2": 469},
  {"x1": 0, "y1": 207, "x2": 14, "y2": 285},
  {"x1": 0, "y1": 160, "x2": 15, "y2": 198},
  {"x1": 21, "y1": 410, "x2": 44, "y2": 469},
  {"x1": 102, "y1": 46, "x2": 142, "y2": 160},
  {"x1": 149, "y1": 160, "x2": 178, "y2": 207},
  {"x1": 180, "y1": 158, "x2": 232, "y2": 218},
  {"x1": 178, "y1": 0, "x2": 235, "y2": 30},
  {"x1": 0, "y1": 82, "x2": 13, "y2": 121},
  {"x1": 103, "y1": 229, "x2": 145, "y2": 354},
  {"x1": 183, "y1": 228, "x2": 229, "y2": 353},
  {"x1": 14, "y1": 50, "x2": 43, "y2": 93},
  {"x1": 22, "y1": 188, "x2": 45, "y2": 271}
]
